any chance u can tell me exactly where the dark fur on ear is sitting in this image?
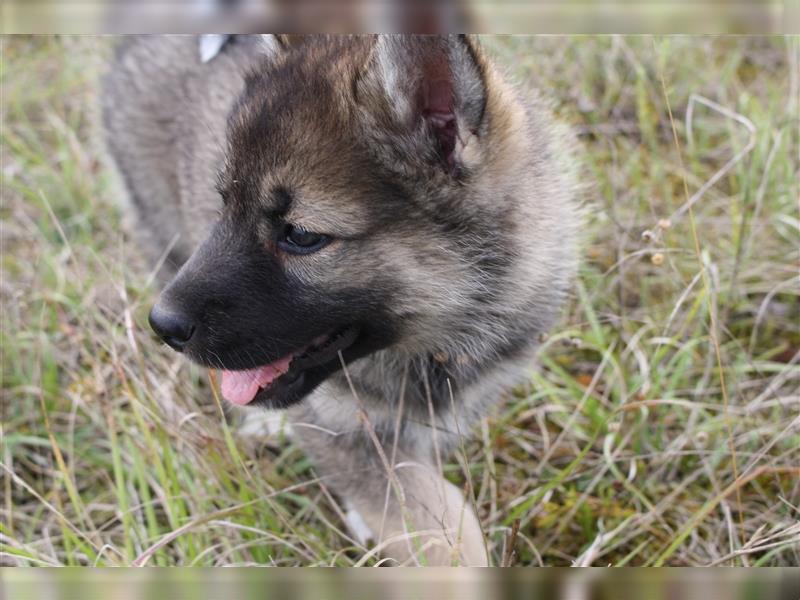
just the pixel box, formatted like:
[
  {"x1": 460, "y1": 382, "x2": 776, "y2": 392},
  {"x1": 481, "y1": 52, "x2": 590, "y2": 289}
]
[{"x1": 356, "y1": 35, "x2": 487, "y2": 176}]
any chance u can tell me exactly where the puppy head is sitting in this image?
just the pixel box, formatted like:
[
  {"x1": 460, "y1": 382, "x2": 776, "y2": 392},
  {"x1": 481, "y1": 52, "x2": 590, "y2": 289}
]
[{"x1": 150, "y1": 35, "x2": 531, "y2": 408}]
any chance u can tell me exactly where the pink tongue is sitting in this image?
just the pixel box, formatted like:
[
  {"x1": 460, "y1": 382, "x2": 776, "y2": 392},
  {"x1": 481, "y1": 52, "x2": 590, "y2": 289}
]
[{"x1": 220, "y1": 355, "x2": 293, "y2": 406}]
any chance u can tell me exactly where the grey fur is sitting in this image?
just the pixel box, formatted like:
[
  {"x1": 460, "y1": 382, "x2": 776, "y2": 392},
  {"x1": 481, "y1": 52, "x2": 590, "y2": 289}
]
[{"x1": 103, "y1": 34, "x2": 581, "y2": 566}]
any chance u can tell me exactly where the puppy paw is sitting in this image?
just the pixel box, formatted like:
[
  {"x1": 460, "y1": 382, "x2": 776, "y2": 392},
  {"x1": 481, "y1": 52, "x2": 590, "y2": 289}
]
[
  {"x1": 345, "y1": 507, "x2": 374, "y2": 546},
  {"x1": 237, "y1": 409, "x2": 293, "y2": 439}
]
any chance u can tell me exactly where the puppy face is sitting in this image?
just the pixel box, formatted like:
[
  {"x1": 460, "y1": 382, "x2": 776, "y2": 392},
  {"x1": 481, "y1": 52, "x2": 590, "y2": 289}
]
[{"x1": 149, "y1": 36, "x2": 516, "y2": 409}]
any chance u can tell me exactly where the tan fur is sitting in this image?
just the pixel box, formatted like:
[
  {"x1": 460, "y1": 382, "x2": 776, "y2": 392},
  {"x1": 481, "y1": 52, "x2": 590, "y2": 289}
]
[{"x1": 103, "y1": 35, "x2": 581, "y2": 566}]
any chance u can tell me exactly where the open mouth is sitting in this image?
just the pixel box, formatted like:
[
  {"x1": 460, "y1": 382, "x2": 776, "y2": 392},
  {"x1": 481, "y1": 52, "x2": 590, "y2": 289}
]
[{"x1": 219, "y1": 326, "x2": 360, "y2": 406}]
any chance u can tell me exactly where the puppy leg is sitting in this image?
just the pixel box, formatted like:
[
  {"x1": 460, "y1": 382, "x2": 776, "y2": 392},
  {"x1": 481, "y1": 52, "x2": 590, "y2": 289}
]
[
  {"x1": 292, "y1": 419, "x2": 487, "y2": 566},
  {"x1": 349, "y1": 459, "x2": 488, "y2": 566}
]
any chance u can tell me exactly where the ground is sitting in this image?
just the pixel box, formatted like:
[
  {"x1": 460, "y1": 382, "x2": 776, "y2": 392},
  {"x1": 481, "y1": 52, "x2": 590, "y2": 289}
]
[{"x1": 2, "y1": 35, "x2": 798, "y2": 566}]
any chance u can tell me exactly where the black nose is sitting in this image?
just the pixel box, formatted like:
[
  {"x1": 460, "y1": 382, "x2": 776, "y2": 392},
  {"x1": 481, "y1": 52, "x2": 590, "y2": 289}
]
[{"x1": 148, "y1": 303, "x2": 195, "y2": 351}]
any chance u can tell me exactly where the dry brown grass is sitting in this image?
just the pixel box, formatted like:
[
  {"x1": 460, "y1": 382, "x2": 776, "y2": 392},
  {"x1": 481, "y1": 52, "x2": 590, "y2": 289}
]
[{"x1": 2, "y1": 35, "x2": 798, "y2": 566}]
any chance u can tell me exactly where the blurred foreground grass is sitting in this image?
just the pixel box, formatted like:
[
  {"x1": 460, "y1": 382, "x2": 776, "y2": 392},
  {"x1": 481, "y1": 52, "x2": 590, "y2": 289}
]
[{"x1": 2, "y1": 35, "x2": 798, "y2": 566}]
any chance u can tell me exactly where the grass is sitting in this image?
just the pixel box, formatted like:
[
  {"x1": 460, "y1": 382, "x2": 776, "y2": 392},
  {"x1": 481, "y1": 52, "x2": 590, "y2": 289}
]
[{"x1": 2, "y1": 35, "x2": 798, "y2": 567}]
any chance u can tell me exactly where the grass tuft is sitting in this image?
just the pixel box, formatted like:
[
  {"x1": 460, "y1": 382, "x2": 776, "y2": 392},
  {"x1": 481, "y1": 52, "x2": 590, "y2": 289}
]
[{"x1": 2, "y1": 35, "x2": 798, "y2": 566}]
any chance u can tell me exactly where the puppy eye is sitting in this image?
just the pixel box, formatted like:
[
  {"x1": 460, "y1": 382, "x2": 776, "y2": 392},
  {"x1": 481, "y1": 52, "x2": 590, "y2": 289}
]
[{"x1": 278, "y1": 224, "x2": 331, "y2": 255}]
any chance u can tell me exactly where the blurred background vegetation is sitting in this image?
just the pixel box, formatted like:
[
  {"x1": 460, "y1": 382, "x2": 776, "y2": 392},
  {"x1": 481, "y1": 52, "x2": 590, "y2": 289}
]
[{"x1": 1, "y1": 35, "x2": 798, "y2": 566}]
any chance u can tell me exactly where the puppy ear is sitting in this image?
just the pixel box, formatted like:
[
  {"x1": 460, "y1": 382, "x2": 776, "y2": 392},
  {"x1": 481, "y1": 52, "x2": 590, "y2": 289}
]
[
  {"x1": 199, "y1": 34, "x2": 231, "y2": 63},
  {"x1": 200, "y1": 34, "x2": 285, "y2": 64},
  {"x1": 261, "y1": 34, "x2": 294, "y2": 55},
  {"x1": 260, "y1": 34, "x2": 282, "y2": 54},
  {"x1": 358, "y1": 35, "x2": 487, "y2": 174}
]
